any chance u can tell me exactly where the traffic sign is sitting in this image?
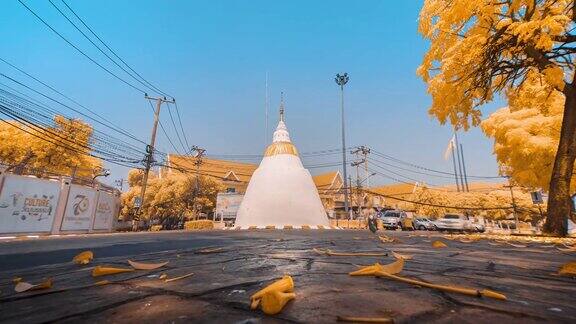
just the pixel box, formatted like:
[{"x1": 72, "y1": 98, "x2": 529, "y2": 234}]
[
  {"x1": 134, "y1": 197, "x2": 142, "y2": 208},
  {"x1": 530, "y1": 191, "x2": 543, "y2": 204}
]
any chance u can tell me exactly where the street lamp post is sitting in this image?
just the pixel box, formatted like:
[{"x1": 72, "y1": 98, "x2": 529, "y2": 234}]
[
  {"x1": 92, "y1": 168, "x2": 110, "y2": 185},
  {"x1": 335, "y1": 73, "x2": 350, "y2": 220}
]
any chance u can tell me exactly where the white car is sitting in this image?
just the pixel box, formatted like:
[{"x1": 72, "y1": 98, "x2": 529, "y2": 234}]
[{"x1": 435, "y1": 214, "x2": 474, "y2": 232}]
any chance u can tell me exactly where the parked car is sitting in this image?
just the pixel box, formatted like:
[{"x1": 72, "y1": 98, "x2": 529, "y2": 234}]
[
  {"x1": 413, "y1": 217, "x2": 437, "y2": 231},
  {"x1": 380, "y1": 210, "x2": 414, "y2": 230},
  {"x1": 470, "y1": 217, "x2": 486, "y2": 233},
  {"x1": 379, "y1": 210, "x2": 404, "y2": 230},
  {"x1": 435, "y1": 214, "x2": 474, "y2": 232}
]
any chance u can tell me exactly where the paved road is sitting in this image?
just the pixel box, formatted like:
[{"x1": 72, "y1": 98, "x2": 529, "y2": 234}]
[{"x1": 0, "y1": 230, "x2": 575, "y2": 323}]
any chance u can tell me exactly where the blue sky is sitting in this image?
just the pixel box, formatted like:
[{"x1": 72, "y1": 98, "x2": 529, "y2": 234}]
[{"x1": 0, "y1": 0, "x2": 505, "y2": 188}]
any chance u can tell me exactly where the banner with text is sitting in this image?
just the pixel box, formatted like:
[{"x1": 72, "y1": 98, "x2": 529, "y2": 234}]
[
  {"x1": 61, "y1": 185, "x2": 97, "y2": 231},
  {"x1": 92, "y1": 192, "x2": 116, "y2": 230},
  {"x1": 0, "y1": 175, "x2": 60, "y2": 233}
]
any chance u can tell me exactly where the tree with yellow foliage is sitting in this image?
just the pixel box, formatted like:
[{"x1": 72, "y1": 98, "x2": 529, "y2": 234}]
[
  {"x1": 412, "y1": 187, "x2": 541, "y2": 222},
  {"x1": 482, "y1": 75, "x2": 567, "y2": 191},
  {"x1": 0, "y1": 115, "x2": 102, "y2": 178},
  {"x1": 121, "y1": 170, "x2": 223, "y2": 222},
  {"x1": 418, "y1": 0, "x2": 576, "y2": 236}
]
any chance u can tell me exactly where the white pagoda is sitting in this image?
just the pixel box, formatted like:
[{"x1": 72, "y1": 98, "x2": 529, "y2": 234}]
[{"x1": 234, "y1": 98, "x2": 330, "y2": 229}]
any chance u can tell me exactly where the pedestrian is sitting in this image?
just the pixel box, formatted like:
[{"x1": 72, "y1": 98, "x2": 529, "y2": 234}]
[{"x1": 368, "y1": 214, "x2": 378, "y2": 234}]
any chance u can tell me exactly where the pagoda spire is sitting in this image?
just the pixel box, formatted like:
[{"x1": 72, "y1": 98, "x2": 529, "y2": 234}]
[{"x1": 279, "y1": 92, "x2": 285, "y2": 122}]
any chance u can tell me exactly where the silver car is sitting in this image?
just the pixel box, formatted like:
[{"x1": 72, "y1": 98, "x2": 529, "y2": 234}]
[
  {"x1": 413, "y1": 217, "x2": 436, "y2": 231},
  {"x1": 435, "y1": 214, "x2": 474, "y2": 232}
]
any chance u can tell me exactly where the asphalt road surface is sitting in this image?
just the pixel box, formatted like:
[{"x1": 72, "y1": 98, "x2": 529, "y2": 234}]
[{"x1": 0, "y1": 230, "x2": 575, "y2": 323}]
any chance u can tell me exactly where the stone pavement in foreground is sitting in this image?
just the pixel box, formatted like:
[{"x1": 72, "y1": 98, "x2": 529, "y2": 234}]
[{"x1": 0, "y1": 230, "x2": 575, "y2": 323}]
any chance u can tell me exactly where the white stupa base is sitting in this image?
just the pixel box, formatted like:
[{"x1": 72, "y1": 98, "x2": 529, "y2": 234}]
[{"x1": 234, "y1": 154, "x2": 331, "y2": 229}]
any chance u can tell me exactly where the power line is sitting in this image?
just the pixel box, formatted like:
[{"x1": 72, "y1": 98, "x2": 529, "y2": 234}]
[
  {"x1": 47, "y1": 0, "x2": 161, "y2": 96},
  {"x1": 0, "y1": 57, "x2": 146, "y2": 145},
  {"x1": 173, "y1": 101, "x2": 190, "y2": 149},
  {"x1": 362, "y1": 188, "x2": 513, "y2": 211},
  {"x1": 369, "y1": 148, "x2": 505, "y2": 180},
  {"x1": 59, "y1": 0, "x2": 171, "y2": 98},
  {"x1": 0, "y1": 98, "x2": 143, "y2": 163},
  {"x1": 0, "y1": 76, "x2": 148, "y2": 157},
  {"x1": 165, "y1": 102, "x2": 187, "y2": 153},
  {"x1": 147, "y1": 99, "x2": 182, "y2": 155},
  {"x1": 17, "y1": 0, "x2": 147, "y2": 94}
]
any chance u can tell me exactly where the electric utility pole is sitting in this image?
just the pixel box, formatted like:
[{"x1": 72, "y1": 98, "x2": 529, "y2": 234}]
[
  {"x1": 351, "y1": 158, "x2": 365, "y2": 218},
  {"x1": 192, "y1": 145, "x2": 206, "y2": 219},
  {"x1": 335, "y1": 73, "x2": 350, "y2": 218},
  {"x1": 505, "y1": 177, "x2": 520, "y2": 232},
  {"x1": 136, "y1": 95, "x2": 175, "y2": 220}
]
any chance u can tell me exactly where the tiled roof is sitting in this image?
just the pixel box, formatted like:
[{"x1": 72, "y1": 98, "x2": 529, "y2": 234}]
[{"x1": 167, "y1": 154, "x2": 258, "y2": 183}]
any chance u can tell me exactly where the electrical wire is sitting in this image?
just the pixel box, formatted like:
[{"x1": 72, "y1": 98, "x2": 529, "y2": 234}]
[{"x1": 17, "y1": 0, "x2": 148, "y2": 94}]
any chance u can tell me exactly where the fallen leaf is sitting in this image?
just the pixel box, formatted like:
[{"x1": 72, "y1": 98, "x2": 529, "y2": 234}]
[
  {"x1": 350, "y1": 259, "x2": 404, "y2": 276},
  {"x1": 374, "y1": 271, "x2": 506, "y2": 300},
  {"x1": 94, "y1": 280, "x2": 110, "y2": 286},
  {"x1": 432, "y1": 241, "x2": 447, "y2": 248},
  {"x1": 558, "y1": 261, "x2": 576, "y2": 277},
  {"x1": 337, "y1": 316, "x2": 393, "y2": 323},
  {"x1": 164, "y1": 272, "x2": 194, "y2": 282},
  {"x1": 159, "y1": 273, "x2": 167, "y2": 280},
  {"x1": 92, "y1": 266, "x2": 134, "y2": 277},
  {"x1": 72, "y1": 251, "x2": 94, "y2": 265},
  {"x1": 12, "y1": 277, "x2": 22, "y2": 284},
  {"x1": 14, "y1": 278, "x2": 52, "y2": 293},
  {"x1": 392, "y1": 251, "x2": 413, "y2": 260},
  {"x1": 128, "y1": 260, "x2": 169, "y2": 270},
  {"x1": 506, "y1": 242, "x2": 527, "y2": 248},
  {"x1": 378, "y1": 235, "x2": 397, "y2": 243},
  {"x1": 195, "y1": 247, "x2": 224, "y2": 254},
  {"x1": 313, "y1": 248, "x2": 387, "y2": 257},
  {"x1": 250, "y1": 276, "x2": 295, "y2": 315}
]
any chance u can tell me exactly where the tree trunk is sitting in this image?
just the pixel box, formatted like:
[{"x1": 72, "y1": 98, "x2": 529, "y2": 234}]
[{"x1": 544, "y1": 80, "x2": 576, "y2": 236}]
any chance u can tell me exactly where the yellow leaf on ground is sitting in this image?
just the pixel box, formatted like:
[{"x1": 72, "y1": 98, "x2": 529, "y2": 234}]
[
  {"x1": 506, "y1": 243, "x2": 527, "y2": 248},
  {"x1": 195, "y1": 247, "x2": 225, "y2": 254},
  {"x1": 94, "y1": 280, "x2": 110, "y2": 286},
  {"x1": 350, "y1": 259, "x2": 405, "y2": 277},
  {"x1": 159, "y1": 273, "x2": 167, "y2": 280},
  {"x1": 432, "y1": 241, "x2": 447, "y2": 248},
  {"x1": 72, "y1": 251, "x2": 94, "y2": 265},
  {"x1": 128, "y1": 260, "x2": 169, "y2": 270},
  {"x1": 337, "y1": 316, "x2": 393, "y2": 323},
  {"x1": 313, "y1": 248, "x2": 387, "y2": 257},
  {"x1": 14, "y1": 278, "x2": 52, "y2": 293},
  {"x1": 374, "y1": 271, "x2": 506, "y2": 301},
  {"x1": 251, "y1": 276, "x2": 294, "y2": 301},
  {"x1": 164, "y1": 272, "x2": 194, "y2": 283},
  {"x1": 260, "y1": 290, "x2": 296, "y2": 315},
  {"x1": 378, "y1": 235, "x2": 396, "y2": 243},
  {"x1": 92, "y1": 266, "x2": 134, "y2": 277},
  {"x1": 558, "y1": 262, "x2": 576, "y2": 277},
  {"x1": 392, "y1": 251, "x2": 413, "y2": 260},
  {"x1": 250, "y1": 275, "x2": 295, "y2": 315}
]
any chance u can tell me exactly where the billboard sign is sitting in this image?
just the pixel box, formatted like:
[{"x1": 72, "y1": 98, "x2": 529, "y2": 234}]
[
  {"x1": 93, "y1": 192, "x2": 116, "y2": 230},
  {"x1": 61, "y1": 185, "x2": 97, "y2": 231},
  {"x1": 215, "y1": 192, "x2": 243, "y2": 221},
  {"x1": 0, "y1": 175, "x2": 60, "y2": 233}
]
